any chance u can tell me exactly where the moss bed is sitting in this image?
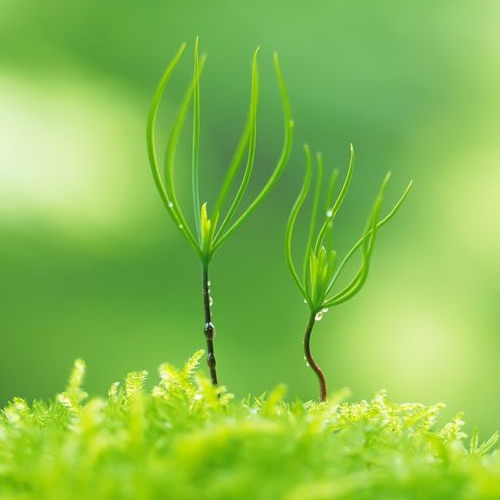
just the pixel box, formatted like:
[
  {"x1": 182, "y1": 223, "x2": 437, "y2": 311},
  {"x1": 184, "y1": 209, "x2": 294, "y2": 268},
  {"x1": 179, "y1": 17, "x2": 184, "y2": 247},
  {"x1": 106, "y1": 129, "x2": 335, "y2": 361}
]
[{"x1": 0, "y1": 351, "x2": 498, "y2": 499}]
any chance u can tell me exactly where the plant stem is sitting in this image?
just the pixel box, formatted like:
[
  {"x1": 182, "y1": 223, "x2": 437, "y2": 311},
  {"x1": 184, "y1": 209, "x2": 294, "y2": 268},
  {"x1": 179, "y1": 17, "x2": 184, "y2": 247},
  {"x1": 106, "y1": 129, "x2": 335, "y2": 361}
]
[
  {"x1": 202, "y1": 266, "x2": 218, "y2": 385},
  {"x1": 303, "y1": 312, "x2": 327, "y2": 402}
]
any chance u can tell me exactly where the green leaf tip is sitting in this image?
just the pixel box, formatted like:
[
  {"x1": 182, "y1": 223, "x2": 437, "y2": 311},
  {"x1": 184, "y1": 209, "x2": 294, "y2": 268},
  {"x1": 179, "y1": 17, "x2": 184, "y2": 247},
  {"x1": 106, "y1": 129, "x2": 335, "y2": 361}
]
[
  {"x1": 200, "y1": 202, "x2": 219, "y2": 260},
  {"x1": 126, "y1": 370, "x2": 149, "y2": 397},
  {"x1": 56, "y1": 358, "x2": 88, "y2": 410}
]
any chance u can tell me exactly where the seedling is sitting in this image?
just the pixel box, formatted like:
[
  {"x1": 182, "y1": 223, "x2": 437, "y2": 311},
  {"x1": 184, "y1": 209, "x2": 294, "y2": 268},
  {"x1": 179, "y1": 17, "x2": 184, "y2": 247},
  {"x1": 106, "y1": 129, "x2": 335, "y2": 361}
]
[
  {"x1": 285, "y1": 144, "x2": 413, "y2": 402},
  {"x1": 146, "y1": 39, "x2": 293, "y2": 385}
]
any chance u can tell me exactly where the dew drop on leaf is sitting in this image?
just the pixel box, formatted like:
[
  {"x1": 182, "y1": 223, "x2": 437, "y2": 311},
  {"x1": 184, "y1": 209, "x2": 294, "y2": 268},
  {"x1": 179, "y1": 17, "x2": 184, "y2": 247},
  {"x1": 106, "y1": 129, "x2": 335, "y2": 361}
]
[
  {"x1": 209, "y1": 296, "x2": 214, "y2": 307},
  {"x1": 168, "y1": 202, "x2": 174, "y2": 208},
  {"x1": 322, "y1": 307, "x2": 329, "y2": 313},
  {"x1": 326, "y1": 209, "x2": 333, "y2": 218},
  {"x1": 315, "y1": 312, "x2": 323, "y2": 321}
]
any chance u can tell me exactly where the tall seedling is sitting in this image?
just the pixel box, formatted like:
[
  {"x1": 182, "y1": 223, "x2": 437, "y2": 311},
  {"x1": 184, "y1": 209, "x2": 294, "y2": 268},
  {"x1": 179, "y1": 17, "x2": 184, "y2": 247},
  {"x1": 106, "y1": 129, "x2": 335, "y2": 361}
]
[{"x1": 147, "y1": 39, "x2": 293, "y2": 385}]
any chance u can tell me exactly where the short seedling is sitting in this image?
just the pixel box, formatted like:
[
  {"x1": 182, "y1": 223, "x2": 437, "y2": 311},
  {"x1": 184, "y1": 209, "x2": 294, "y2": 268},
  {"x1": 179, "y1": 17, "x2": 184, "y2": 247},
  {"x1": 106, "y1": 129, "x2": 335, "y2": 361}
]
[
  {"x1": 285, "y1": 144, "x2": 413, "y2": 402},
  {"x1": 147, "y1": 39, "x2": 293, "y2": 385}
]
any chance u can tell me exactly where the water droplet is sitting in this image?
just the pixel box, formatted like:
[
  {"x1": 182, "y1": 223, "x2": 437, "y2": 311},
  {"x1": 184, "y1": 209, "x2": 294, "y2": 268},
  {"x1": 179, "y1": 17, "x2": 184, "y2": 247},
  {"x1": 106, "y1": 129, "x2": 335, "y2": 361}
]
[
  {"x1": 322, "y1": 307, "x2": 329, "y2": 313},
  {"x1": 207, "y1": 352, "x2": 216, "y2": 367},
  {"x1": 207, "y1": 281, "x2": 211, "y2": 286},
  {"x1": 178, "y1": 224, "x2": 184, "y2": 229},
  {"x1": 209, "y1": 296, "x2": 214, "y2": 306},
  {"x1": 204, "y1": 322, "x2": 215, "y2": 339},
  {"x1": 303, "y1": 299, "x2": 308, "y2": 304},
  {"x1": 193, "y1": 393, "x2": 202, "y2": 401},
  {"x1": 326, "y1": 209, "x2": 333, "y2": 218},
  {"x1": 315, "y1": 312, "x2": 323, "y2": 321},
  {"x1": 306, "y1": 362, "x2": 310, "y2": 367},
  {"x1": 168, "y1": 202, "x2": 174, "y2": 208}
]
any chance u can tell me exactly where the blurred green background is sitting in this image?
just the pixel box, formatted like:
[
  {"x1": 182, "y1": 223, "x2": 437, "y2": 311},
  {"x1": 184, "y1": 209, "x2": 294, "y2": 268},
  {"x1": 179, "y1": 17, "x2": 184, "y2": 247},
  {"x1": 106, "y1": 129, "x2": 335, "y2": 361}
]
[{"x1": 1, "y1": 1, "x2": 500, "y2": 434}]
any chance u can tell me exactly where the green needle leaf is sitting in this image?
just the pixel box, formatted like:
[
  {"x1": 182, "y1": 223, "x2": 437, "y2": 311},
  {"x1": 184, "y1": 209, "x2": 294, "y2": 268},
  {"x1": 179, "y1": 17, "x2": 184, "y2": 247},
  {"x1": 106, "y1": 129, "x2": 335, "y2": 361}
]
[
  {"x1": 324, "y1": 173, "x2": 391, "y2": 307},
  {"x1": 324, "y1": 179, "x2": 413, "y2": 297},
  {"x1": 213, "y1": 52, "x2": 294, "y2": 253},
  {"x1": 163, "y1": 55, "x2": 208, "y2": 253},
  {"x1": 215, "y1": 47, "x2": 260, "y2": 240},
  {"x1": 192, "y1": 36, "x2": 202, "y2": 241},
  {"x1": 213, "y1": 120, "x2": 251, "y2": 221},
  {"x1": 285, "y1": 145, "x2": 313, "y2": 300},
  {"x1": 314, "y1": 144, "x2": 354, "y2": 254},
  {"x1": 303, "y1": 152, "x2": 324, "y2": 285},
  {"x1": 325, "y1": 168, "x2": 339, "y2": 212},
  {"x1": 146, "y1": 43, "x2": 187, "y2": 224}
]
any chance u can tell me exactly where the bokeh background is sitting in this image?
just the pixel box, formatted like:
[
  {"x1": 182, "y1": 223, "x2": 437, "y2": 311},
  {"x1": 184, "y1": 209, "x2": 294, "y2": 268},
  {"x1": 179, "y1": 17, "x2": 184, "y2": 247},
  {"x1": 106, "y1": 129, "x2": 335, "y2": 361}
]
[{"x1": 1, "y1": 1, "x2": 499, "y2": 434}]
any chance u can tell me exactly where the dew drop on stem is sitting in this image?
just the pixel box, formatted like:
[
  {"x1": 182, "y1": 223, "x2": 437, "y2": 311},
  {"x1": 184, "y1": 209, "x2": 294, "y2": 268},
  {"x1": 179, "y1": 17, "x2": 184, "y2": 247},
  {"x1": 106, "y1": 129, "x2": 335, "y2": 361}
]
[
  {"x1": 326, "y1": 209, "x2": 333, "y2": 218},
  {"x1": 204, "y1": 322, "x2": 215, "y2": 339},
  {"x1": 315, "y1": 311, "x2": 323, "y2": 321}
]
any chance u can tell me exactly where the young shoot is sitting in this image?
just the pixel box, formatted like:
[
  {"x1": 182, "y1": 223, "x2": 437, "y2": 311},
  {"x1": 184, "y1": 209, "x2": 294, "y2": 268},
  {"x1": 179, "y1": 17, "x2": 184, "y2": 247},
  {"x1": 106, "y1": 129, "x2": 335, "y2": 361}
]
[
  {"x1": 285, "y1": 144, "x2": 413, "y2": 402},
  {"x1": 147, "y1": 38, "x2": 294, "y2": 385}
]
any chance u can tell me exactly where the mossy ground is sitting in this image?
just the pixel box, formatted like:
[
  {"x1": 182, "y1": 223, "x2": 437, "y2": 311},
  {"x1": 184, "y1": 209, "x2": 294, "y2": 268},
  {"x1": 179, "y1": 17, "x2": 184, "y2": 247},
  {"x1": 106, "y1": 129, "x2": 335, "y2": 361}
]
[{"x1": 0, "y1": 351, "x2": 498, "y2": 500}]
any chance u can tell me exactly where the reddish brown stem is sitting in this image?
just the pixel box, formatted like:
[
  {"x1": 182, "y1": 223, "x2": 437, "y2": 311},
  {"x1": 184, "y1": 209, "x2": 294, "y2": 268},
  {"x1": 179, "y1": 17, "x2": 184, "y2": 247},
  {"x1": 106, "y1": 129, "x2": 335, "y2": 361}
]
[{"x1": 303, "y1": 312, "x2": 327, "y2": 402}]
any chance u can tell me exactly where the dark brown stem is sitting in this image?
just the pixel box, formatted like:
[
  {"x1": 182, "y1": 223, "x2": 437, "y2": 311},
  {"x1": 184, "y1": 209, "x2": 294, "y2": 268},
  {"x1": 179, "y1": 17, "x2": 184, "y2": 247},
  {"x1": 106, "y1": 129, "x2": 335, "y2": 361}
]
[
  {"x1": 304, "y1": 312, "x2": 327, "y2": 402},
  {"x1": 202, "y1": 266, "x2": 218, "y2": 385}
]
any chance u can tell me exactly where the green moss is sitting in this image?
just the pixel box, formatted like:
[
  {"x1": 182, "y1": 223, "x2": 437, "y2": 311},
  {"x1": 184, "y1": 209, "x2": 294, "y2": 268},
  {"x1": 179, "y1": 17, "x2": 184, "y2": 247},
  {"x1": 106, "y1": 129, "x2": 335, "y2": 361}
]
[{"x1": 0, "y1": 352, "x2": 498, "y2": 500}]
